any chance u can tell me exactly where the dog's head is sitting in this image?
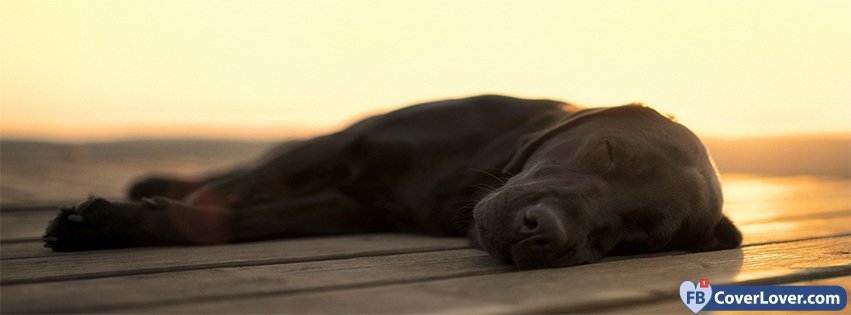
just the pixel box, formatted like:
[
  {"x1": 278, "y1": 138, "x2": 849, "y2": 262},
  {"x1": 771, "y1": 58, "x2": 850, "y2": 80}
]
[{"x1": 471, "y1": 105, "x2": 741, "y2": 269}]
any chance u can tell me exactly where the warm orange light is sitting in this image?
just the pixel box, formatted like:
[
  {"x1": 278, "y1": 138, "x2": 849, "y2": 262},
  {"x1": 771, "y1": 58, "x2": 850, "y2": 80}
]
[
  {"x1": 2, "y1": 1, "x2": 850, "y2": 140},
  {"x1": 722, "y1": 174, "x2": 851, "y2": 224}
]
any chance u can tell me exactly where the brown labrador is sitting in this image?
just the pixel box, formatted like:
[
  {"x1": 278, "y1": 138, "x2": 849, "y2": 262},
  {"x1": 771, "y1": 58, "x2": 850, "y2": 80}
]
[{"x1": 43, "y1": 95, "x2": 741, "y2": 269}]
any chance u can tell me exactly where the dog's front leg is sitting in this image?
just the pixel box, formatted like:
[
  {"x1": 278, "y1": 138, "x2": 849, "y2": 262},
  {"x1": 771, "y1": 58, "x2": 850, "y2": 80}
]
[
  {"x1": 44, "y1": 191, "x2": 382, "y2": 250},
  {"x1": 43, "y1": 197, "x2": 209, "y2": 251},
  {"x1": 227, "y1": 190, "x2": 384, "y2": 242}
]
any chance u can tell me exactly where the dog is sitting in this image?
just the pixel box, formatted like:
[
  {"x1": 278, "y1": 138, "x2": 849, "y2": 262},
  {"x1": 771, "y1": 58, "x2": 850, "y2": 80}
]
[{"x1": 43, "y1": 95, "x2": 742, "y2": 269}]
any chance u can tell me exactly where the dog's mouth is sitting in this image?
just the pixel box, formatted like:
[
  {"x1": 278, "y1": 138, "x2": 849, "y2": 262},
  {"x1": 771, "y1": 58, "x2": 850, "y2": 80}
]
[
  {"x1": 472, "y1": 202, "x2": 595, "y2": 269},
  {"x1": 474, "y1": 223, "x2": 588, "y2": 269},
  {"x1": 510, "y1": 236, "x2": 575, "y2": 269},
  {"x1": 469, "y1": 222, "x2": 515, "y2": 264}
]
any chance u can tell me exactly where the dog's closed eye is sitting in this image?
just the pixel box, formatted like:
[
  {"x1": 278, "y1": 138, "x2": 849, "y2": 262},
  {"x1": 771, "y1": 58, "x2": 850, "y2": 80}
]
[
  {"x1": 603, "y1": 138, "x2": 614, "y2": 161},
  {"x1": 581, "y1": 138, "x2": 616, "y2": 173}
]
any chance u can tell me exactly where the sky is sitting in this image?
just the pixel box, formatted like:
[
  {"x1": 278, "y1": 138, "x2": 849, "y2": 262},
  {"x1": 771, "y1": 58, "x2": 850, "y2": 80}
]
[{"x1": 1, "y1": 0, "x2": 849, "y2": 141}]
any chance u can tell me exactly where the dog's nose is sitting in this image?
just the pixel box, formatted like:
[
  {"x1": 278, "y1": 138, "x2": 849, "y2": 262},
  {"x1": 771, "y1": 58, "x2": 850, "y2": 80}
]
[{"x1": 516, "y1": 205, "x2": 568, "y2": 252}]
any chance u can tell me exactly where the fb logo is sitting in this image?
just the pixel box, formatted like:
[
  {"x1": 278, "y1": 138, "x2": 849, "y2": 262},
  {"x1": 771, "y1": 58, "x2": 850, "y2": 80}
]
[{"x1": 680, "y1": 278, "x2": 713, "y2": 313}]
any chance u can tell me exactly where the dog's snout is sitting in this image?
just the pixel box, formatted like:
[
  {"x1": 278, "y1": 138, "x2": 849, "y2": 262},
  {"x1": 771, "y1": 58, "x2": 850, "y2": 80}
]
[
  {"x1": 476, "y1": 192, "x2": 589, "y2": 268},
  {"x1": 516, "y1": 205, "x2": 568, "y2": 251},
  {"x1": 520, "y1": 209, "x2": 540, "y2": 232},
  {"x1": 519, "y1": 205, "x2": 567, "y2": 239}
]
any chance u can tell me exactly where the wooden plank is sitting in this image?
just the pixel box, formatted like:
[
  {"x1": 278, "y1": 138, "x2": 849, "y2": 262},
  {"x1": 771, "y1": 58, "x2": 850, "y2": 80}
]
[
  {"x1": 4, "y1": 208, "x2": 848, "y2": 261},
  {"x1": 591, "y1": 276, "x2": 850, "y2": 314},
  {"x1": 721, "y1": 175, "x2": 850, "y2": 204},
  {"x1": 0, "y1": 234, "x2": 469, "y2": 284},
  {"x1": 2, "y1": 194, "x2": 847, "y2": 244},
  {"x1": 0, "y1": 207, "x2": 847, "y2": 284},
  {"x1": 1, "y1": 242, "x2": 81, "y2": 260},
  {"x1": 0, "y1": 213, "x2": 847, "y2": 311},
  {"x1": 0, "y1": 161, "x2": 128, "y2": 205},
  {"x1": 720, "y1": 175, "x2": 851, "y2": 224},
  {"x1": 2, "y1": 218, "x2": 849, "y2": 314},
  {"x1": 738, "y1": 215, "x2": 851, "y2": 245},
  {"x1": 725, "y1": 198, "x2": 850, "y2": 225},
  {"x1": 120, "y1": 236, "x2": 851, "y2": 314},
  {"x1": 2, "y1": 175, "x2": 848, "y2": 242},
  {"x1": 0, "y1": 249, "x2": 510, "y2": 314},
  {"x1": 0, "y1": 140, "x2": 274, "y2": 205},
  {"x1": 0, "y1": 209, "x2": 58, "y2": 242}
]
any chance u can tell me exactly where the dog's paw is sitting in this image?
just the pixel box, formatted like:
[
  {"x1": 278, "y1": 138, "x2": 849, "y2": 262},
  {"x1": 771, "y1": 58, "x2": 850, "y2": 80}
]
[{"x1": 43, "y1": 197, "x2": 161, "y2": 251}]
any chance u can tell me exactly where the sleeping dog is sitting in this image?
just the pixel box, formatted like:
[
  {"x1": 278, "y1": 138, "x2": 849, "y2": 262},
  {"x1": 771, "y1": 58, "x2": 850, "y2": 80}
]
[{"x1": 43, "y1": 95, "x2": 742, "y2": 269}]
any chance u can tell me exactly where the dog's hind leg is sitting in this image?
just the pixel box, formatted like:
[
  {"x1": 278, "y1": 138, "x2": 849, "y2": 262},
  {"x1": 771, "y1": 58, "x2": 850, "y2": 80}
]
[
  {"x1": 127, "y1": 177, "x2": 208, "y2": 201},
  {"x1": 126, "y1": 141, "x2": 304, "y2": 201},
  {"x1": 126, "y1": 168, "x2": 251, "y2": 201}
]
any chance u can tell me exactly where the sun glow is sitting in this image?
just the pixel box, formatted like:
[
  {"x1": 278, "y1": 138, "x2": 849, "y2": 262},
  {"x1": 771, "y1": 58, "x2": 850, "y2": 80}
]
[{"x1": 2, "y1": 0, "x2": 850, "y2": 140}]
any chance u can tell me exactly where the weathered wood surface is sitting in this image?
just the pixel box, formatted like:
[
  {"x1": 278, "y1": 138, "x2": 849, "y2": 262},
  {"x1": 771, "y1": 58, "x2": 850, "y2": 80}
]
[
  {"x1": 1, "y1": 249, "x2": 507, "y2": 314},
  {"x1": 3, "y1": 207, "x2": 848, "y2": 268},
  {"x1": 98, "y1": 237, "x2": 851, "y2": 314},
  {"x1": 1, "y1": 190, "x2": 849, "y2": 314},
  {"x1": 0, "y1": 235, "x2": 470, "y2": 284},
  {"x1": 2, "y1": 203, "x2": 846, "y2": 275},
  {"x1": 1, "y1": 141, "x2": 849, "y2": 314},
  {"x1": 0, "y1": 140, "x2": 275, "y2": 205},
  {"x1": 4, "y1": 193, "x2": 847, "y2": 244},
  {"x1": 2, "y1": 211, "x2": 847, "y2": 313},
  {"x1": 0, "y1": 208, "x2": 53, "y2": 242},
  {"x1": 1, "y1": 215, "x2": 847, "y2": 314}
]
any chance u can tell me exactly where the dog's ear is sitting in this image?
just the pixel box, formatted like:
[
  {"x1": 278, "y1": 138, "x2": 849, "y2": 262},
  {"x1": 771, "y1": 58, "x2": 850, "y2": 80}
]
[
  {"x1": 695, "y1": 215, "x2": 743, "y2": 251},
  {"x1": 503, "y1": 105, "x2": 649, "y2": 175}
]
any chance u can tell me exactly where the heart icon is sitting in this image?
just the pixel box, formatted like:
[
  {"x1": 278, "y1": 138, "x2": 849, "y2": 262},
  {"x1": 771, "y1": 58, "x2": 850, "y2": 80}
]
[{"x1": 680, "y1": 281, "x2": 712, "y2": 313}]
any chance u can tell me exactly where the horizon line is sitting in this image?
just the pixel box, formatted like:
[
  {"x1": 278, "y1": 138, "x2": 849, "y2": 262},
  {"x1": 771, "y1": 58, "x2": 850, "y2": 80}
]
[{"x1": 2, "y1": 130, "x2": 850, "y2": 144}]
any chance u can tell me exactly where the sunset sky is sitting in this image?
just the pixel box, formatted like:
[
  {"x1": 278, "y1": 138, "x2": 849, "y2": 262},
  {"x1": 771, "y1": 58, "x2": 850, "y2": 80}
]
[{"x1": 1, "y1": 0, "x2": 849, "y2": 141}]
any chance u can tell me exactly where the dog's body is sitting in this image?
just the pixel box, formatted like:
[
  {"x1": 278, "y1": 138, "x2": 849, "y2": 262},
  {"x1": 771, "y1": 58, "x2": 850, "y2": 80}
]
[{"x1": 44, "y1": 95, "x2": 742, "y2": 269}]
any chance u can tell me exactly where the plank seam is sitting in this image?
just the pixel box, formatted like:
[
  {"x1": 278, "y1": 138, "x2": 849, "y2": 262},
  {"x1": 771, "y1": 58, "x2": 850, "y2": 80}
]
[
  {"x1": 24, "y1": 266, "x2": 516, "y2": 314},
  {"x1": 3, "y1": 231, "x2": 849, "y2": 283},
  {"x1": 47, "y1": 262, "x2": 851, "y2": 313},
  {"x1": 741, "y1": 232, "x2": 851, "y2": 248},
  {"x1": 0, "y1": 245, "x2": 473, "y2": 285},
  {"x1": 0, "y1": 237, "x2": 41, "y2": 244},
  {"x1": 4, "y1": 238, "x2": 849, "y2": 313},
  {"x1": 737, "y1": 208, "x2": 850, "y2": 225}
]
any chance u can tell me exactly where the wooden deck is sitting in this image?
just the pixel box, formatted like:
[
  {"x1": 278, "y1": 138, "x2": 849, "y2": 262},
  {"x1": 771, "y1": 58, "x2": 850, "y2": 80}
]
[{"x1": 1, "y1": 142, "x2": 849, "y2": 314}]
